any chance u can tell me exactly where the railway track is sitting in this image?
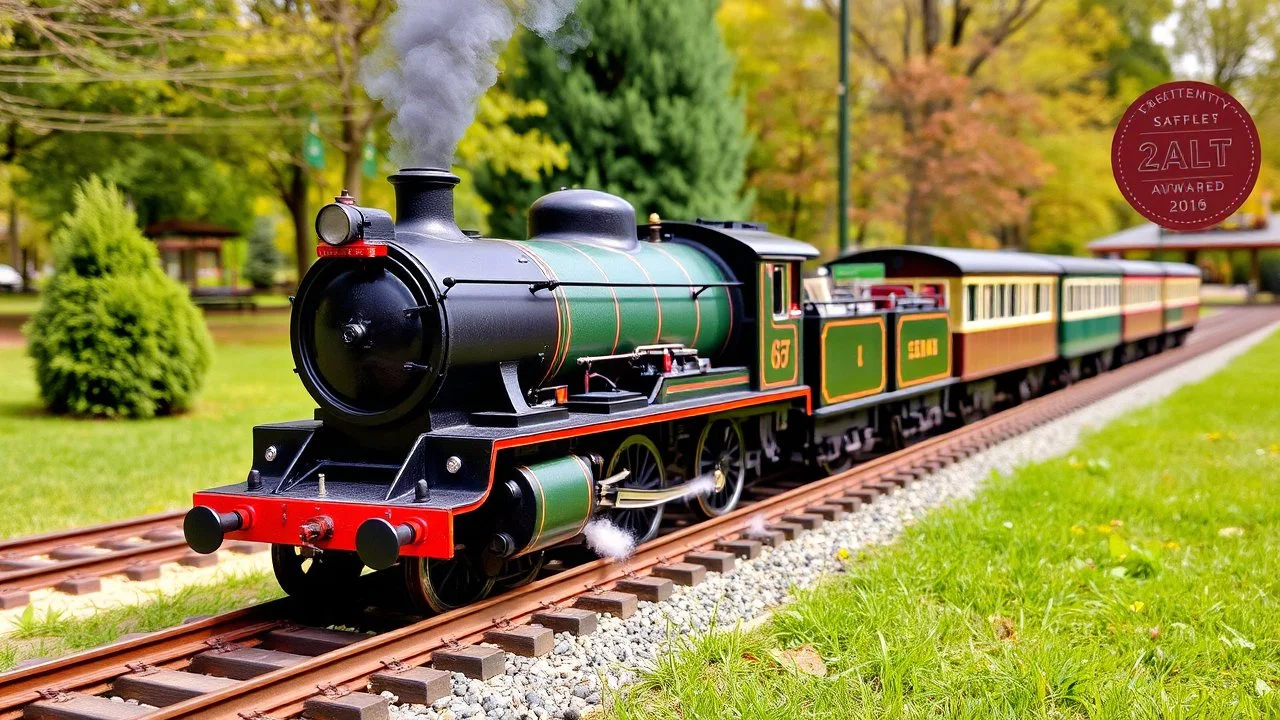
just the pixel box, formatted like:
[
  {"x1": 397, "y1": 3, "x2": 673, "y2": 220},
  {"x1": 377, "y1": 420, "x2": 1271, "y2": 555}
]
[
  {"x1": 2, "y1": 307, "x2": 1272, "y2": 720},
  {"x1": 0, "y1": 512, "x2": 265, "y2": 609}
]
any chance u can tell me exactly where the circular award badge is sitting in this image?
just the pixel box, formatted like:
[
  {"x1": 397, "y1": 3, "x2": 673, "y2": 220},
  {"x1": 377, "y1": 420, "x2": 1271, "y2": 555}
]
[{"x1": 1112, "y1": 80, "x2": 1260, "y2": 231}]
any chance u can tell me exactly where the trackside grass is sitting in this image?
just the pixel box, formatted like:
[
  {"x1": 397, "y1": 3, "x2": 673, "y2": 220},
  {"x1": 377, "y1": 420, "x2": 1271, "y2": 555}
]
[
  {"x1": 0, "y1": 313, "x2": 311, "y2": 537},
  {"x1": 610, "y1": 331, "x2": 1280, "y2": 719},
  {"x1": 0, "y1": 569, "x2": 281, "y2": 671}
]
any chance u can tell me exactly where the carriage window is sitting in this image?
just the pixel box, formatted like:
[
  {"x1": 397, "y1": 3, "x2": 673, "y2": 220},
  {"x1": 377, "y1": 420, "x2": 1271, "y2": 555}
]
[
  {"x1": 984, "y1": 285, "x2": 994, "y2": 320},
  {"x1": 771, "y1": 264, "x2": 785, "y2": 317},
  {"x1": 967, "y1": 285, "x2": 977, "y2": 322}
]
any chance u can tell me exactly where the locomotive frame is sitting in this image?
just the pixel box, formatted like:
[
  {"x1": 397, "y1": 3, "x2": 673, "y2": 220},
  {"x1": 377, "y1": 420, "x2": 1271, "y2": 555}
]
[{"x1": 185, "y1": 169, "x2": 1201, "y2": 613}]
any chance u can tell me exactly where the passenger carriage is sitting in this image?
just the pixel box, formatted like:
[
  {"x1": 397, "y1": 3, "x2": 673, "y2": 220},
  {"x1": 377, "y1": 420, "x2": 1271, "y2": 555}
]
[
  {"x1": 1116, "y1": 259, "x2": 1165, "y2": 352},
  {"x1": 1162, "y1": 262, "x2": 1201, "y2": 339},
  {"x1": 833, "y1": 247, "x2": 1059, "y2": 409},
  {"x1": 1036, "y1": 255, "x2": 1124, "y2": 379}
]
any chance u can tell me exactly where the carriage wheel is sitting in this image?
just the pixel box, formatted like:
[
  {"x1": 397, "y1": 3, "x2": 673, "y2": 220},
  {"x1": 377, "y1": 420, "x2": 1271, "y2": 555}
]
[
  {"x1": 693, "y1": 419, "x2": 747, "y2": 517},
  {"x1": 271, "y1": 545, "x2": 366, "y2": 598},
  {"x1": 608, "y1": 434, "x2": 667, "y2": 544},
  {"x1": 403, "y1": 551, "x2": 496, "y2": 614},
  {"x1": 820, "y1": 448, "x2": 855, "y2": 476},
  {"x1": 495, "y1": 550, "x2": 546, "y2": 592}
]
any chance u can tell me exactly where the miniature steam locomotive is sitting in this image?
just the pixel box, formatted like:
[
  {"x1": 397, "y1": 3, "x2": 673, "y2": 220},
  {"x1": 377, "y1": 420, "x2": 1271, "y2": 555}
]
[{"x1": 184, "y1": 169, "x2": 1200, "y2": 613}]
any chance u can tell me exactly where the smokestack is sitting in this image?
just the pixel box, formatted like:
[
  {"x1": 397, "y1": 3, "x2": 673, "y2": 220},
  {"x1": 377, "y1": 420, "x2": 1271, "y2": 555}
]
[{"x1": 389, "y1": 168, "x2": 466, "y2": 242}]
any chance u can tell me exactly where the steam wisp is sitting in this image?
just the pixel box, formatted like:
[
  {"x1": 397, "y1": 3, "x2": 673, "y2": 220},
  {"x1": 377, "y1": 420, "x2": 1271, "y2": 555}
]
[
  {"x1": 364, "y1": 0, "x2": 583, "y2": 168},
  {"x1": 583, "y1": 518, "x2": 636, "y2": 561}
]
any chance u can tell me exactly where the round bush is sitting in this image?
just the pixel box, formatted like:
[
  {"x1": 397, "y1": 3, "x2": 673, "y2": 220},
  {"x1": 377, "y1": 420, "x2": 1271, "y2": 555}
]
[{"x1": 25, "y1": 177, "x2": 214, "y2": 418}]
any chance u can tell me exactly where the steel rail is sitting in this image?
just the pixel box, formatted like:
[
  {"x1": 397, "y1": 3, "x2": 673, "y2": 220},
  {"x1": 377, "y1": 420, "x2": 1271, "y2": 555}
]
[
  {"x1": 0, "y1": 511, "x2": 183, "y2": 557},
  {"x1": 145, "y1": 307, "x2": 1276, "y2": 720},
  {"x1": 0, "y1": 308, "x2": 1267, "y2": 720}
]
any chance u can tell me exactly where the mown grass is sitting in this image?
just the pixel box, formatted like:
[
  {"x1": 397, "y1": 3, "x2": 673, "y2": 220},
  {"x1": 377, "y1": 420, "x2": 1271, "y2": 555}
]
[
  {"x1": 611, "y1": 330, "x2": 1280, "y2": 719},
  {"x1": 0, "y1": 569, "x2": 282, "y2": 672},
  {"x1": 0, "y1": 313, "x2": 312, "y2": 537}
]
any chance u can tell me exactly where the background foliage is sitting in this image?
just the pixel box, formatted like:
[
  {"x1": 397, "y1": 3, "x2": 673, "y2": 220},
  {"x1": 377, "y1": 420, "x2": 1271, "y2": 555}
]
[
  {"x1": 24, "y1": 178, "x2": 213, "y2": 418},
  {"x1": 0, "y1": 0, "x2": 1278, "y2": 272},
  {"x1": 475, "y1": 0, "x2": 752, "y2": 239}
]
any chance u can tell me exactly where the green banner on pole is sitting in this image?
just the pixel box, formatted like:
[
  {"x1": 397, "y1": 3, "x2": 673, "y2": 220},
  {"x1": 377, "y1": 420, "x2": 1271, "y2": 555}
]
[{"x1": 303, "y1": 113, "x2": 325, "y2": 170}]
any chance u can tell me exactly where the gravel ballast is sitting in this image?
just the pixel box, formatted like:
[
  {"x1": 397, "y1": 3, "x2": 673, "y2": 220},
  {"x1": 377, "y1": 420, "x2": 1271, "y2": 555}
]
[{"x1": 383, "y1": 322, "x2": 1277, "y2": 720}]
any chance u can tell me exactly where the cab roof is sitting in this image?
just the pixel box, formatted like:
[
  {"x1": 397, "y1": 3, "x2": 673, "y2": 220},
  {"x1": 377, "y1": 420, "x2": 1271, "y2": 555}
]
[{"x1": 664, "y1": 220, "x2": 820, "y2": 261}]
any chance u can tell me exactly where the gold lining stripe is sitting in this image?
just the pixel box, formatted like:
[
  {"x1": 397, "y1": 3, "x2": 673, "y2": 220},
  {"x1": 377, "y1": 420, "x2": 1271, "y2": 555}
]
[
  {"x1": 499, "y1": 240, "x2": 567, "y2": 384},
  {"x1": 895, "y1": 312, "x2": 951, "y2": 389},
  {"x1": 665, "y1": 375, "x2": 751, "y2": 396},
  {"x1": 758, "y1": 263, "x2": 800, "y2": 389},
  {"x1": 569, "y1": 455, "x2": 597, "y2": 535},
  {"x1": 520, "y1": 465, "x2": 549, "y2": 552},
  {"x1": 594, "y1": 244, "x2": 664, "y2": 344},
  {"x1": 649, "y1": 243, "x2": 701, "y2": 349},
  {"x1": 549, "y1": 241, "x2": 623, "y2": 355},
  {"x1": 819, "y1": 316, "x2": 886, "y2": 404}
]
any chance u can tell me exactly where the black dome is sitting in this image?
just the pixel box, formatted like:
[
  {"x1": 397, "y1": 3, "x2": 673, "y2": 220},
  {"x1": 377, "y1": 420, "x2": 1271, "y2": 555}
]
[{"x1": 528, "y1": 189, "x2": 638, "y2": 251}]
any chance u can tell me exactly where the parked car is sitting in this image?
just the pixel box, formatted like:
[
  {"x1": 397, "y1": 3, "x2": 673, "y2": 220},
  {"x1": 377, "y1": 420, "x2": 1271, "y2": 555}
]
[{"x1": 0, "y1": 264, "x2": 21, "y2": 292}]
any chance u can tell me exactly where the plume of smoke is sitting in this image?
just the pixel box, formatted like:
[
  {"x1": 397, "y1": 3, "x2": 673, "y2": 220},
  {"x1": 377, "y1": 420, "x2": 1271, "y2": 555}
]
[
  {"x1": 583, "y1": 518, "x2": 636, "y2": 562},
  {"x1": 363, "y1": 0, "x2": 583, "y2": 168},
  {"x1": 744, "y1": 513, "x2": 767, "y2": 535}
]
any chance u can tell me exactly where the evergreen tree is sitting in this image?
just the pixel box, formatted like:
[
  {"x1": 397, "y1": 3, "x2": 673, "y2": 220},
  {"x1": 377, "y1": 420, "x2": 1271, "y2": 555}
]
[
  {"x1": 243, "y1": 216, "x2": 282, "y2": 290},
  {"x1": 25, "y1": 178, "x2": 214, "y2": 418},
  {"x1": 476, "y1": 0, "x2": 752, "y2": 239}
]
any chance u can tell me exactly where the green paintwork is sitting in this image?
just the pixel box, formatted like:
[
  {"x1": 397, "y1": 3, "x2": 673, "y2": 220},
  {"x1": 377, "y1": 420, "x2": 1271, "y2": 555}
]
[
  {"x1": 818, "y1": 317, "x2": 884, "y2": 406},
  {"x1": 1060, "y1": 315, "x2": 1122, "y2": 358},
  {"x1": 656, "y1": 368, "x2": 751, "y2": 403},
  {"x1": 831, "y1": 263, "x2": 884, "y2": 282},
  {"x1": 1165, "y1": 306, "x2": 1186, "y2": 325},
  {"x1": 519, "y1": 456, "x2": 594, "y2": 555},
  {"x1": 896, "y1": 313, "x2": 950, "y2": 388},
  {"x1": 758, "y1": 262, "x2": 802, "y2": 390},
  {"x1": 520, "y1": 240, "x2": 732, "y2": 382}
]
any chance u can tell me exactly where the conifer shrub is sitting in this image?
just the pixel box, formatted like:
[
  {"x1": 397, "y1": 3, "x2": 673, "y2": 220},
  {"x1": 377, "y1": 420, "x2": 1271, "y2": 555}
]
[
  {"x1": 243, "y1": 216, "x2": 281, "y2": 290},
  {"x1": 25, "y1": 177, "x2": 214, "y2": 418}
]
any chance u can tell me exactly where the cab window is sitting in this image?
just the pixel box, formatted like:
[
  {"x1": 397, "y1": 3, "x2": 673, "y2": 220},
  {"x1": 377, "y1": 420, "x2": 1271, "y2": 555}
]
[{"x1": 771, "y1": 264, "x2": 786, "y2": 317}]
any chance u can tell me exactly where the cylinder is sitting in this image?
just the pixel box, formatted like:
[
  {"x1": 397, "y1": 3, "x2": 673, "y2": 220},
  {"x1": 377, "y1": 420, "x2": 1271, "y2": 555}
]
[{"x1": 497, "y1": 456, "x2": 596, "y2": 557}]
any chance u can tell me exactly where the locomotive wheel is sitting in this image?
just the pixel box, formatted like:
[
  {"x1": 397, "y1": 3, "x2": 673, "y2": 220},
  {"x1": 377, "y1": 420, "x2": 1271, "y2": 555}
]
[
  {"x1": 608, "y1": 434, "x2": 668, "y2": 544},
  {"x1": 271, "y1": 545, "x2": 365, "y2": 598},
  {"x1": 693, "y1": 419, "x2": 747, "y2": 517},
  {"x1": 495, "y1": 551, "x2": 546, "y2": 592},
  {"x1": 403, "y1": 552, "x2": 496, "y2": 614}
]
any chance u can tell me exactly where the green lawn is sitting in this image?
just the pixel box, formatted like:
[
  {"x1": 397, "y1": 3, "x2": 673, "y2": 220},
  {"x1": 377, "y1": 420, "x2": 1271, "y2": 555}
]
[
  {"x1": 0, "y1": 294, "x2": 41, "y2": 317},
  {"x1": 612, "y1": 331, "x2": 1280, "y2": 719},
  {"x1": 0, "y1": 569, "x2": 282, "y2": 671},
  {"x1": 0, "y1": 313, "x2": 313, "y2": 537}
]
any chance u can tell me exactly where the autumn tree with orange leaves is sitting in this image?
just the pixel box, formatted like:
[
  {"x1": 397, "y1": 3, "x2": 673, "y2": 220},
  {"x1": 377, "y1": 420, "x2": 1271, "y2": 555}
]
[{"x1": 821, "y1": 0, "x2": 1053, "y2": 247}]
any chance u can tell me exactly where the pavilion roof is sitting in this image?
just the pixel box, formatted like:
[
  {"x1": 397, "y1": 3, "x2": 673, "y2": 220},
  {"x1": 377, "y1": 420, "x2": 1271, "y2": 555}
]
[
  {"x1": 144, "y1": 219, "x2": 239, "y2": 240},
  {"x1": 1088, "y1": 215, "x2": 1280, "y2": 254}
]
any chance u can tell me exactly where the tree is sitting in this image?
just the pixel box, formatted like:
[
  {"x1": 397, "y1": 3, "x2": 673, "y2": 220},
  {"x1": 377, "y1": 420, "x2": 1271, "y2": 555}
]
[
  {"x1": 243, "y1": 216, "x2": 282, "y2": 289},
  {"x1": 477, "y1": 0, "x2": 752, "y2": 239},
  {"x1": 1174, "y1": 0, "x2": 1280, "y2": 96},
  {"x1": 24, "y1": 178, "x2": 213, "y2": 418},
  {"x1": 718, "y1": 0, "x2": 841, "y2": 251},
  {"x1": 815, "y1": 0, "x2": 1051, "y2": 246}
]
